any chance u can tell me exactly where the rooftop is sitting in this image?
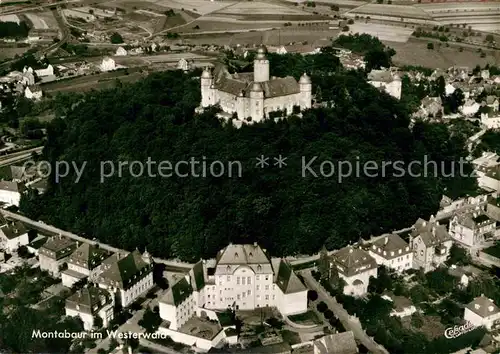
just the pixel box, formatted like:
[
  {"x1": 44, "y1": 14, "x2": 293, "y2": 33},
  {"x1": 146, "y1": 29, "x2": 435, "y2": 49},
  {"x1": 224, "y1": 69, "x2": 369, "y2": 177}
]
[
  {"x1": 466, "y1": 295, "x2": 500, "y2": 318},
  {"x1": 368, "y1": 233, "x2": 411, "y2": 259},
  {"x1": 65, "y1": 286, "x2": 113, "y2": 314},
  {"x1": 313, "y1": 331, "x2": 358, "y2": 354},
  {"x1": 331, "y1": 245, "x2": 377, "y2": 277},
  {"x1": 68, "y1": 243, "x2": 110, "y2": 270},
  {"x1": 41, "y1": 235, "x2": 76, "y2": 253},
  {"x1": 97, "y1": 250, "x2": 151, "y2": 289}
]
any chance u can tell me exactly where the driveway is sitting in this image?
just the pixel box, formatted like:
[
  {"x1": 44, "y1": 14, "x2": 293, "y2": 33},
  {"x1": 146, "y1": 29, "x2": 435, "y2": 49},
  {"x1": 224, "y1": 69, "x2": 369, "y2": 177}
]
[{"x1": 301, "y1": 270, "x2": 389, "y2": 354}]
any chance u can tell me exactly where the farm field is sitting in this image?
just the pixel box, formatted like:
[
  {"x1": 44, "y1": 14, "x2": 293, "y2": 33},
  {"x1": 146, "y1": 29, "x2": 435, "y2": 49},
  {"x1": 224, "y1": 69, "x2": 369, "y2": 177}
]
[
  {"x1": 24, "y1": 13, "x2": 49, "y2": 29},
  {"x1": 0, "y1": 47, "x2": 29, "y2": 61},
  {"x1": 346, "y1": 23, "x2": 414, "y2": 42},
  {"x1": 348, "y1": 4, "x2": 433, "y2": 20},
  {"x1": 36, "y1": 12, "x2": 59, "y2": 29},
  {"x1": 288, "y1": 0, "x2": 367, "y2": 5},
  {"x1": 147, "y1": 0, "x2": 235, "y2": 15},
  {"x1": 388, "y1": 38, "x2": 500, "y2": 68}
]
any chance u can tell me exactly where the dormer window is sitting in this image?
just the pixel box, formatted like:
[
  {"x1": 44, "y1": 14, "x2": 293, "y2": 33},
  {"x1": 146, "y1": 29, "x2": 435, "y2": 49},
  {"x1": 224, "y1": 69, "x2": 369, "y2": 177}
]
[
  {"x1": 475, "y1": 304, "x2": 480, "y2": 310},
  {"x1": 227, "y1": 265, "x2": 231, "y2": 272},
  {"x1": 235, "y1": 252, "x2": 239, "y2": 258},
  {"x1": 257, "y1": 265, "x2": 262, "y2": 271}
]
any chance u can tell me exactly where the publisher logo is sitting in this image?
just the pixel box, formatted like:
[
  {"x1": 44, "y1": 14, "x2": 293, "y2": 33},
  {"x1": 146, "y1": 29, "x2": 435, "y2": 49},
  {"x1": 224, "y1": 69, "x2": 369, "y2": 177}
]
[{"x1": 444, "y1": 321, "x2": 475, "y2": 339}]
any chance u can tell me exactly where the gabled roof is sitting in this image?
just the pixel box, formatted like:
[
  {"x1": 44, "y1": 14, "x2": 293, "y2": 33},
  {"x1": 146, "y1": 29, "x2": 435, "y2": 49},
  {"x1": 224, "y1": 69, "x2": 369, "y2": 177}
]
[
  {"x1": 368, "y1": 233, "x2": 411, "y2": 260},
  {"x1": 313, "y1": 331, "x2": 358, "y2": 354},
  {"x1": 216, "y1": 243, "x2": 270, "y2": 265},
  {"x1": 331, "y1": 245, "x2": 377, "y2": 277},
  {"x1": 97, "y1": 250, "x2": 151, "y2": 289},
  {"x1": 275, "y1": 260, "x2": 306, "y2": 294},
  {"x1": 191, "y1": 260, "x2": 205, "y2": 291},
  {"x1": 65, "y1": 286, "x2": 112, "y2": 314},
  {"x1": 0, "y1": 181, "x2": 25, "y2": 193},
  {"x1": 161, "y1": 277, "x2": 193, "y2": 307},
  {"x1": 0, "y1": 221, "x2": 27, "y2": 240},
  {"x1": 466, "y1": 295, "x2": 500, "y2": 318},
  {"x1": 412, "y1": 217, "x2": 451, "y2": 247},
  {"x1": 68, "y1": 243, "x2": 110, "y2": 270},
  {"x1": 41, "y1": 235, "x2": 76, "y2": 253}
]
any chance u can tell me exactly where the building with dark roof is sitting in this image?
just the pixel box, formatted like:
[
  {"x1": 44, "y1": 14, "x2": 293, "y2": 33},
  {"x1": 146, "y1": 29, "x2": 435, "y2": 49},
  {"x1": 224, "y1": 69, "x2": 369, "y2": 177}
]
[
  {"x1": 0, "y1": 219, "x2": 29, "y2": 253},
  {"x1": 61, "y1": 243, "x2": 111, "y2": 288},
  {"x1": 464, "y1": 295, "x2": 500, "y2": 331},
  {"x1": 0, "y1": 181, "x2": 25, "y2": 206},
  {"x1": 449, "y1": 211, "x2": 496, "y2": 248},
  {"x1": 199, "y1": 45, "x2": 312, "y2": 125},
  {"x1": 95, "y1": 249, "x2": 153, "y2": 307},
  {"x1": 365, "y1": 233, "x2": 413, "y2": 273},
  {"x1": 65, "y1": 286, "x2": 114, "y2": 330},
  {"x1": 410, "y1": 215, "x2": 453, "y2": 273},
  {"x1": 158, "y1": 243, "x2": 308, "y2": 351},
  {"x1": 39, "y1": 235, "x2": 77, "y2": 277},
  {"x1": 313, "y1": 331, "x2": 358, "y2": 354},
  {"x1": 330, "y1": 245, "x2": 378, "y2": 296}
]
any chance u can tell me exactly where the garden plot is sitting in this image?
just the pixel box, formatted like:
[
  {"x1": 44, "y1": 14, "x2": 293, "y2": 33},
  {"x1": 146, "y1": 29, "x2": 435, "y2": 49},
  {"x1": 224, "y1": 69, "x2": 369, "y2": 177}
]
[
  {"x1": 24, "y1": 13, "x2": 49, "y2": 29},
  {"x1": 346, "y1": 23, "x2": 414, "y2": 43}
]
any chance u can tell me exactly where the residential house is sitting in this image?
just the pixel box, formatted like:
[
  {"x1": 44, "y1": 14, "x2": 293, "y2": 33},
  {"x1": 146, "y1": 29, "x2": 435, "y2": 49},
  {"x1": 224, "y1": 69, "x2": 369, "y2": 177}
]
[
  {"x1": 381, "y1": 292, "x2": 417, "y2": 318},
  {"x1": 99, "y1": 57, "x2": 116, "y2": 72},
  {"x1": 0, "y1": 220, "x2": 29, "y2": 253},
  {"x1": 481, "y1": 70, "x2": 490, "y2": 81},
  {"x1": 485, "y1": 96, "x2": 499, "y2": 112},
  {"x1": 480, "y1": 112, "x2": 500, "y2": 129},
  {"x1": 39, "y1": 235, "x2": 78, "y2": 277},
  {"x1": 410, "y1": 216, "x2": 453, "y2": 272},
  {"x1": 464, "y1": 295, "x2": 500, "y2": 331},
  {"x1": 24, "y1": 85, "x2": 42, "y2": 101},
  {"x1": 27, "y1": 234, "x2": 47, "y2": 256},
  {"x1": 313, "y1": 331, "x2": 358, "y2": 354},
  {"x1": 460, "y1": 99, "x2": 481, "y2": 116},
  {"x1": 177, "y1": 58, "x2": 194, "y2": 72},
  {"x1": 275, "y1": 44, "x2": 320, "y2": 55},
  {"x1": 61, "y1": 243, "x2": 110, "y2": 287},
  {"x1": 0, "y1": 181, "x2": 25, "y2": 206},
  {"x1": 449, "y1": 211, "x2": 496, "y2": 248},
  {"x1": 115, "y1": 47, "x2": 127, "y2": 56},
  {"x1": 417, "y1": 96, "x2": 443, "y2": 118},
  {"x1": 367, "y1": 69, "x2": 402, "y2": 99},
  {"x1": 478, "y1": 165, "x2": 500, "y2": 192},
  {"x1": 33, "y1": 64, "x2": 54, "y2": 77},
  {"x1": 329, "y1": 245, "x2": 378, "y2": 296},
  {"x1": 65, "y1": 285, "x2": 114, "y2": 331},
  {"x1": 0, "y1": 164, "x2": 37, "y2": 183},
  {"x1": 95, "y1": 249, "x2": 154, "y2": 307},
  {"x1": 448, "y1": 265, "x2": 471, "y2": 288},
  {"x1": 472, "y1": 152, "x2": 500, "y2": 179},
  {"x1": 365, "y1": 233, "x2": 413, "y2": 273},
  {"x1": 445, "y1": 83, "x2": 456, "y2": 96}
]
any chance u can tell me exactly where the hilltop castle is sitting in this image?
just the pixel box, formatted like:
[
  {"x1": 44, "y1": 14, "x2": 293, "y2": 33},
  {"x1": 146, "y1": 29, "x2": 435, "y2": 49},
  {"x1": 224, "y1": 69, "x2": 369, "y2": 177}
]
[{"x1": 199, "y1": 45, "x2": 312, "y2": 124}]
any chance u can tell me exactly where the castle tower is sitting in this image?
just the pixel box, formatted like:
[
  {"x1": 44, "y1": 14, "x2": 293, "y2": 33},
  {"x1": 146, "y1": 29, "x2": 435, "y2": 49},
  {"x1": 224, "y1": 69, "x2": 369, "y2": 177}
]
[
  {"x1": 299, "y1": 73, "x2": 312, "y2": 110},
  {"x1": 201, "y1": 67, "x2": 213, "y2": 107},
  {"x1": 250, "y1": 82, "x2": 264, "y2": 122},
  {"x1": 254, "y1": 45, "x2": 269, "y2": 83}
]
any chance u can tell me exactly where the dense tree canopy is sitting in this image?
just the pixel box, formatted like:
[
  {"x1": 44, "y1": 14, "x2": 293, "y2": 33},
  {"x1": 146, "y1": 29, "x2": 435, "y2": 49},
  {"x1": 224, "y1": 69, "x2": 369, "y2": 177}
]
[{"x1": 20, "y1": 52, "x2": 475, "y2": 261}]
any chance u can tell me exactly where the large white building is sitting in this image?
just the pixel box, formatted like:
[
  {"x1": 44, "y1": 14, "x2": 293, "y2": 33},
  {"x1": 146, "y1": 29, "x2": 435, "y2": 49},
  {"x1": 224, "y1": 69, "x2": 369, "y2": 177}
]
[
  {"x1": 464, "y1": 295, "x2": 500, "y2": 331},
  {"x1": 0, "y1": 219, "x2": 29, "y2": 253},
  {"x1": 367, "y1": 69, "x2": 402, "y2": 100},
  {"x1": 199, "y1": 45, "x2": 312, "y2": 124},
  {"x1": 410, "y1": 216, "x2": 453, "y2": 273},
  {"x1": 449, "y1": 211, "x2": 496, "y2": 248},
  {"x1": 158, "y1": 243, "x2": 308, "y2": 350},
  {"x1": 365, "y1": 233, "x2": 413, "y2": 273},
  {"x1": 95, "y1": 249, "x2": 154, "y2": 307},
  {"x1": 330, "y1": 245, "x2": 378, "y2": 296}
]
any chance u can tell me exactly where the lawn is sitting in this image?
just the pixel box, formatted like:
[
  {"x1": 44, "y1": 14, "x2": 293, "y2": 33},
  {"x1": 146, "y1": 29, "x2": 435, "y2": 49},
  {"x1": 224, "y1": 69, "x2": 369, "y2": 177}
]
[
  {"x1": 280, "y1": 329, "x2": 301, "y2": 345},
  {"x1": 483, "y1": 243, "x2": 500, "y2": 259},
  {"x1": 288, "y1": 311, "x2": 322, "y2": 325}
]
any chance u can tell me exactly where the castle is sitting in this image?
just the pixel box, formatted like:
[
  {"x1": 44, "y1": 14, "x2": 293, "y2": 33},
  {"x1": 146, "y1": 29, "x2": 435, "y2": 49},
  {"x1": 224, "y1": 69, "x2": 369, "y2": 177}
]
[{"x1": 199, "y1": 45, "x2": 312, "y2": 123}]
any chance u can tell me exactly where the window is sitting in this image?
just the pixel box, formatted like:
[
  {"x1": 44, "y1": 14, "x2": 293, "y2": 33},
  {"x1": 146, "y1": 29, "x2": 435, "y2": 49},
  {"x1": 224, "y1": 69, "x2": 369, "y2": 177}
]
[
  {"x1": 208, "y1": 295, "x2": 210, "y2": 299},
  {"x1": 248, "y1": 290, "x2": 251, "y2": 295},
  {"x1": 237, "y1": 277, "x2": 240, "y2": 285},
  {"x1": 265, "y1": 285, "x2": 269, "y2": 290},
  {"x1": 256, "y1": 275, "x2": 260, "y2": 280},
  {"x1": 242, "y1": 292, "x2": 246, "y2": 298},
  {"x1": 265, "y1": 275, "x2": 269, "y2": 281},
  {"x1": 247, "y1": 276, "x2": 251, "y2": 284},
  {"x1": 272, "y1": 295, "x2": 275, "y2": 300},
  {"x1": 265, "y1": 295, "x2": 269, "y2": 300},
  {"x1": 237, "y1": 294, "x2": 240, "y2": 300},
  {"x1": 242, "y1": 277, "x2": 246, "y2": 285},
  {"x1": 257, "y1": 285, "x2": 260, "y2": 290},
  {"x1": 227, "y1": 276, "x2": 231, "y2": 281}
]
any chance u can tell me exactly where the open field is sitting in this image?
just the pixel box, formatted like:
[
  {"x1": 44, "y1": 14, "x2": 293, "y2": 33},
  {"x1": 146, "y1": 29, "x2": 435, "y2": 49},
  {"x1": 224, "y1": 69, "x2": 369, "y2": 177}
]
[
  {"x1": 0, "y1": 46, "x2": 29, "y2": 61},
  {"x1": 24, "y1": 13, "x2": 49, "y2": 29},
  {"x1": 288, "y1": 0, "x2": 367, "y2": 5},
  {"x1": 0, "y1": 14, "x2": 21, "y2": 23},
  {"x1": 218, "y1": 1, "x2": 316, "y2": 15},
  {"x1": 348, "y1": 4, "x2": 433, "y2": 20},
  {"x1": 346, "y1": 23, "x2": 414, "y2": 42},
  {"x1": 147, "y1": 0, "x2": 235, "y2": 15},
  {"x1": 388, "y1": 38, "x2": 500, "y2": 68},
  {"x1": 36, "y1": 12, "x2": 59, "y2": 29}
]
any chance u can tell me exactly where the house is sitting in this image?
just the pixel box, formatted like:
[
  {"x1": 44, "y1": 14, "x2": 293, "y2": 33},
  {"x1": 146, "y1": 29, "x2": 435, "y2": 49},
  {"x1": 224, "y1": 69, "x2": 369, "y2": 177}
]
[
  {"x1": 365, "y1": 233, "x2": 413, "y2": 273},
  {"x1": 95, "y1": 249, "x2": 154, "y2": 307},
  {"x1": 199, "y1": 45, "x2": 312, "y2": 123},
  {"x1": 381, "y1": 292, "x2": 417, "y2": 318},
  {"x1": 485, "y1": 96, "x2": 499, "y2": 112},
  {"x1": 418, "y1": 96, "x2": 443, "y2": 118},
  {"x1": 33, "y1": 64, "x2": 54, "y2": 77},
  {"x1": 460, "y1": 99, "x2": 481, "y2": 116},
  {"x1": 329, "y1": 245, "x2": 378, "y2": 296},
  {"x1": 65, "y1": 285, "x2": 114, "y2": 331},
  {"x1": 115, "y1": 46, "x2": 127, "y2": 56},
  {"x1": 38, "y1": 235, "x2": 78, "y2": 277},
  {"x1": 313, "y1": 331, "x2": 358, "y2": 354},
  {"x1": 275, "y1": 44, "x2": 321, "y2": 55},
  {"x1": 99, "y1": 57, "x2": 116, "y2": 72},
  {"x1": 449, "y1": 211, "x2": 496, "y2": 248},
  {"x1": 61, "y1": 243, "x2": 110, "y2": 287},
  {"x1": 24, "y1": 85, "x2": 42, "y2": 101},
  {"x1": 479, "y1": 165, "x2": 500, "y2": 192},
  {"x1": 367, "y1": 69, "x2": 402, "y2": 99},
  {"x1": 448, "y1": 265, "x2": 471, "y2": 288},
  {"x1": 0, "y1": 164, "x2": 37, "y2": 183},
  {"x1": 27, "y1": 234, "x2": 47, "y2": 256},
  {"x1": 472, "y1": 152, "x2": 500, "y2": 178},
  {"x1": 445, "y1": 83, "x2": 456, "y2": 96},
  {"x1": 410, "y1": 216, "x2": 453, "y2": 273},
  {"x1": 464, "y1": 295, "x2": 500, "y2": 331},
  {"x1": 158, "y1": 243, "x2": 308, "y2": 350},
  {"x1": 481, "y1": 70, "x2": 490, "y2": 80},
  {"x1": 177, "y1": 58, "x2": 194, "y2": 72},
  {"x1": 0, "y1": 220, "x2": 29, "y2": 253},
  {"x1": 0, "y1": 181, "x2": 25, "y2": 206}
]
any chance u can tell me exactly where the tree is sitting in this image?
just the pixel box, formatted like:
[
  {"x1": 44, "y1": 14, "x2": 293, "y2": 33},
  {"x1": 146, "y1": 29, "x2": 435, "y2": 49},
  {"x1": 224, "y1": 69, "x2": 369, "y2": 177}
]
[
  {"x1": 318, "y1": 247, "x2": 330, "y2": 280},
  {"x1": 308, "y1": 290, "x2": 318, "y2": 301},
  {"x1": 446, "y1": 244, "x2": 471, "y2": 266},
  {"x1": 427, "y1": 42, "x2": 434, "y2": 50},
  {"x1": 485, "y1": 34, "x2": 494, "y2": 43},
  {"x1": 110, "y1": 32, "x2": 124, "y2": 44},
  {"x1": 317, "y1": 301, "x2": 327, "y2": 312},
  {"x1": 138, "y1": 308, "x2": 162, "y2": 333},
  {"x1": 410, "y1": 312, "x2": 424, "y2": 328},
  {"x1": 17, "y1": 245, "x2": 31, "y2": 258},
  {"x1": 364, "y1": 49, "x2": 393, "y2": 71},
  {"x1": 324, "y1": 309, "x2": 334, "y2": 319},
  {"x1": 330, "y1": 5, "x2": 339, "y2": 11},
  {"x1": 342, "y1": 26, "x2": 349, "y2": 32}
]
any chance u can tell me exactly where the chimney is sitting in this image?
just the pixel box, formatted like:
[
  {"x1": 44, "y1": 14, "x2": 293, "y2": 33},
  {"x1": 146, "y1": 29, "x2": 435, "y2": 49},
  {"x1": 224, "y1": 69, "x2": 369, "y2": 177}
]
[{"x1": 254, "y1": 242, "x2": 258, "y2": 247}]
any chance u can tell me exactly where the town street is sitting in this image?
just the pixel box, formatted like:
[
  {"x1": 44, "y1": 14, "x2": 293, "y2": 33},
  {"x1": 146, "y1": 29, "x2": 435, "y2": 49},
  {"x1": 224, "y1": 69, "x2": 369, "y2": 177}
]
[{"x1": 301, "y1": 270, "x2": 389, "y2": 354}]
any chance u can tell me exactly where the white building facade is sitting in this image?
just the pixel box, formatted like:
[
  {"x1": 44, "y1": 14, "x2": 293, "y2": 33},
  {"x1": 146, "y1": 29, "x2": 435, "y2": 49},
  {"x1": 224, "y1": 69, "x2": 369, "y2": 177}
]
[
  {"x1": 366, "y1": 234, "x2": 413, "y2": 273},
  {"x1": 464, "y1": 296, "x2": 500, "y2": 331},
  {"x1": 449, "y1": 212, "x2": 496, "y2": 248}
]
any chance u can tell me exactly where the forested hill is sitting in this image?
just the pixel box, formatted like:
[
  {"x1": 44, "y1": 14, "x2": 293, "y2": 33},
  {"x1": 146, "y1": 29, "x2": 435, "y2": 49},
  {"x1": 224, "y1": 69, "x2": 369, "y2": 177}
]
[{"x1": 20, "y1": 60, "x2": 475, "y2": 262}]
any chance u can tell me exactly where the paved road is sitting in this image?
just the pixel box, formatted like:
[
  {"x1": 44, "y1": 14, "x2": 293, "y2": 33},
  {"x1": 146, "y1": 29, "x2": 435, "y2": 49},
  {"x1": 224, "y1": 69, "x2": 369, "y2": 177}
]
[
  {"x1": 301, "y1": 270, "x2": 389, "y2": 354},
  {"x1": 0, "y1": 146, "x2": 43, "y2": 167}
]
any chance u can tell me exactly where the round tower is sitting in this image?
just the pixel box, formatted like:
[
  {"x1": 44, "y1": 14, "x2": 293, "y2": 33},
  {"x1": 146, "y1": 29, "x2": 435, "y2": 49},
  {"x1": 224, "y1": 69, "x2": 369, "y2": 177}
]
[
  {"x1": 254, "y1": 45, "x2": 269, "y2": 83},
  {"x1": 250, "y1": 82, "x2": 264, "y2": 122},
  {"x1": 299, "y1": 73, "x2": 312, "y2": 110},
  {"x1": 201, "y1": 67, "x2": 213, "y2": 107}
]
